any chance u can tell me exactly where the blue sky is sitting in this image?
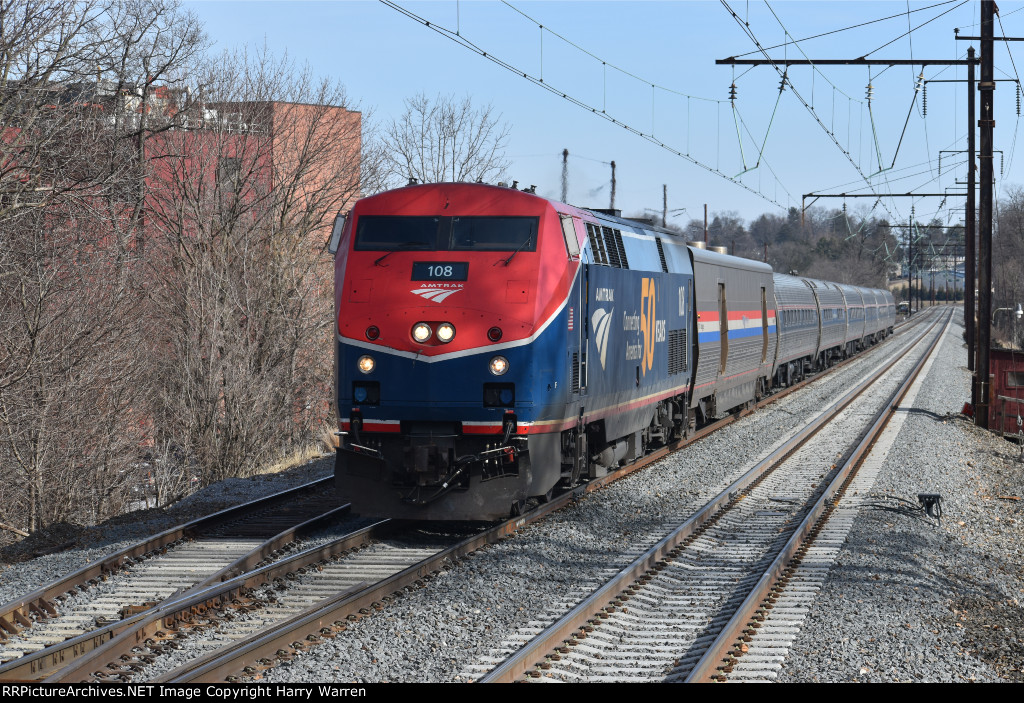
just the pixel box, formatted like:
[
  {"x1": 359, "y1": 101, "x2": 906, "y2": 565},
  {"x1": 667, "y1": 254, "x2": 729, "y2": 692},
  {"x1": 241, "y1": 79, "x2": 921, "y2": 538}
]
[{"x1": 187, "y1": 1, "x2": 1024, "y2": 228}]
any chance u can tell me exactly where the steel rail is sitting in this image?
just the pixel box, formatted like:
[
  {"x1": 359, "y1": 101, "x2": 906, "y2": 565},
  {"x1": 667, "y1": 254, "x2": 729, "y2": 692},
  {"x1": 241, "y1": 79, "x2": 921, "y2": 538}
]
[
  {"x1": 4, "y1": 414, "x2": 726, "y2": 682},
  {"x1": 144, "y1": 310, "x2": 936, "y2": 683},
  {"x1": 147, "y1": 404, "x2": 796, "y2": 683},
  {"x1": 0, "y1": 476, "x2": 335, "y2": 647},
  {"x1": 34, "y1": 519, "x2": 404, "y2": 682},
  {"x1": 0, "y1": 478, "x2": 348, "y2": 681},
  {"x1": 478, "y1": 309, "x2": 946, "y2": 682},
  {"x1": 156, "y1": 515, "x2": 539, "y2": 682},
  {"x1": 684, "y1": 307, "x2": 953, "y2": 682},
  {"x1": 1, "y1": 308, "x2": 934, "y2": 683}
]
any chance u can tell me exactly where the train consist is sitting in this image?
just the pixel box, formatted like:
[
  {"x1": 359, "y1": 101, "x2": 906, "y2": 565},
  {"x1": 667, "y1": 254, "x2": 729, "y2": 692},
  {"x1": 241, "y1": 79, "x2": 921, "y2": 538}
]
[{"x1": 331, "y1": 182, "x2": 895, "y2": 520}]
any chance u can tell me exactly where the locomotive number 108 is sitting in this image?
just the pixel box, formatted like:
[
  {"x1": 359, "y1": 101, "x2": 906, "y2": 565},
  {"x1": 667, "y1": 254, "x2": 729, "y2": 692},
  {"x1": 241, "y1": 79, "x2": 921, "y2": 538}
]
[{"x1": 412, "y1": 261, "x2": 469, "y2": 281}]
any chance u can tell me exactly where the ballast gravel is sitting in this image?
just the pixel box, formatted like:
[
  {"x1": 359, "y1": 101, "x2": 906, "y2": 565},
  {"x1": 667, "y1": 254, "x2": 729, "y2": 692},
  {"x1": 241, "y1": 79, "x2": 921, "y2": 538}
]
[
  {"x1": 256, "y1": 311, "x2": 1020, "y2": 684},
  {"x1": 0, "y1": 460, "x2": 333, "y2": 607},
  {"x1": 777, "y1": 311, "x2": 1023, "y2": 683},
  {"x1": 2, "y1": 309, "x2": 1021, "y2": 683}
]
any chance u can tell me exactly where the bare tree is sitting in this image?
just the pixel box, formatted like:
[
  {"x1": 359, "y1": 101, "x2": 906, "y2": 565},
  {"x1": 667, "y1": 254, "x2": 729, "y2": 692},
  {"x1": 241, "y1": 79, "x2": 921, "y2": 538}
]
[
  {"x1": 994, "y1": 187, "x2": 1024, "y2": 347},
  {"x1": 379, "y1": 92, "x2": 510, "y2": 187},
  {"x1": 0, "y1": 2, "x2": 370, "y2": 539},
  {"x1": 0, "y1": 0, "x2": 206, "y2": 537},
  {"x1": 142, "y1": 46, "x2": 363, "y2": 484}
]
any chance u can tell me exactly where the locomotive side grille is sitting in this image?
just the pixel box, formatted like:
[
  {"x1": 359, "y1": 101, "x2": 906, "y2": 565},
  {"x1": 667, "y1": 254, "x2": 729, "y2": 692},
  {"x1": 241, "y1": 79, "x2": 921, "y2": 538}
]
[
  {"x1": 602, "y1": 227, "x2": 621, "y2": 268},
  {"x1": 668, "y1": 329, "x2": 687, "y2": 374},
  {"x1": 571, "y1": 352, "x2": 580, "y2": 392},
  {"x1": 597, "y1": 226, "x2": 629, "y2": 269},
  {"x1": 656, "y1": 237, "x2": 669, "y2": 272},
  {"x1": 614, "y1": 228, "x2": 629, "y2": 268},
  {"x1": 587, "y1": 223, "x2": 608, "y2": 264}
]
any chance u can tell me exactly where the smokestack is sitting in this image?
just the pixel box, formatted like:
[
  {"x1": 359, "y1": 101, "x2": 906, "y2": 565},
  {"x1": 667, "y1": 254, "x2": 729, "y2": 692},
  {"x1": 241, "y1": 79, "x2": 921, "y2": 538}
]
[{"x1": 561, "y1": 149, "x2": 569, "y2": 202}]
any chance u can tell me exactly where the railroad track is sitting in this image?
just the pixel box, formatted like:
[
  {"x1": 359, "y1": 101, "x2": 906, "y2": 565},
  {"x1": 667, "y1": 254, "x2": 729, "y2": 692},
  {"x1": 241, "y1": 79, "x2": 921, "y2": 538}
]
[
  {"x1": 475, "y1": 307, "x2": 951, "y2": 682},
  {"x1": 0, "y1": 311, "x2": 935, "y2": 683},
  {"x1": 0, "y1": 477, "x2": 350, "y2": 679},
  {"x1": 133, "y1": 314, "x2": 933, "y2": 683}
]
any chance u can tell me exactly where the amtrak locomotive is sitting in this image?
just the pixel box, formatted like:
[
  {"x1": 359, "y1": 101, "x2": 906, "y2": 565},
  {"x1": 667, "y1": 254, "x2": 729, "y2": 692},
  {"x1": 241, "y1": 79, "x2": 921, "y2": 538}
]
[{"x1": 331, "y1": 182, "x2": 895, "y2": 520}]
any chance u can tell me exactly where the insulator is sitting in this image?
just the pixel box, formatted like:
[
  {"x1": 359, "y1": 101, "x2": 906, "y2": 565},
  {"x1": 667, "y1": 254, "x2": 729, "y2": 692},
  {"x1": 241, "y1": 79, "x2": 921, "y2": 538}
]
[
  {"x1": 729, "y1": 83, "x2": 737, "y2": 102},
  {"x1": 779, "y1": 71, "x2": 788, "y2": 93},
  {"x1": 1017, "y1": 82, "x2": 1021, "y2": 116},
  {"x1": 866, "y1": 83, "x2": 874, "y2": 102},
  {"x1": 922, "y1": 84, "x2": 927, "y2": 116}
]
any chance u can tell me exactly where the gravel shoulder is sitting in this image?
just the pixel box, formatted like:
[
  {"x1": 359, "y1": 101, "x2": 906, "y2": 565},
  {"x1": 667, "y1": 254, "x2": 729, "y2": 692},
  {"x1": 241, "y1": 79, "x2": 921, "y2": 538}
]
[{"x1": 777, "y1": 311, "x2": 1024, "y2": 683}]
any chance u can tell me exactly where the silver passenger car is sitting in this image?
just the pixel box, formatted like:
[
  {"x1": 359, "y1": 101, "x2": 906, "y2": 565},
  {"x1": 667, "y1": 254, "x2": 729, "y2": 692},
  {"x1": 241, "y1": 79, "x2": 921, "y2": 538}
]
[{"x1": 689, "y1": 247, "x2": 776, "y2": 419}]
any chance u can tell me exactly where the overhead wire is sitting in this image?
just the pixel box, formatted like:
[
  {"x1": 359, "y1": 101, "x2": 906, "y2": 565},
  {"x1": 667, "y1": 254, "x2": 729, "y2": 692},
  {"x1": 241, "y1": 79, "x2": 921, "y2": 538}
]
[
  {"x1": 764, "y1": 0, "x2": 981, "y2": 225},
  {"x1": 732, "y1": 100, "x2": 790, "y2": 187},
  {"x1": 997, "y1": 9, "x2": 1023, "y2": 173},
  {"x1": 381, "y1": 0, "x2": 791, "y2": 208},
  {"x1": 499, "y1": 1, "x2": 721, "y2": 103},
  {"x1": 862, "y1": 0, "x2": 971, "y2": 58},
  {"x1": 732, "y1": 1, "x2": 901, "y2": 221},
  {"x1": 732, "y1": 1, "x2": 959, "y2": 59}
]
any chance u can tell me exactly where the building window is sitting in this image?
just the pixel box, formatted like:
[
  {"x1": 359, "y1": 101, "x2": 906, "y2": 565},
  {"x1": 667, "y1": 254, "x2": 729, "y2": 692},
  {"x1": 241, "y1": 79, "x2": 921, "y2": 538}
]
[{"x1": 218, "y1": 157, "x2": 241, "y2": 192}]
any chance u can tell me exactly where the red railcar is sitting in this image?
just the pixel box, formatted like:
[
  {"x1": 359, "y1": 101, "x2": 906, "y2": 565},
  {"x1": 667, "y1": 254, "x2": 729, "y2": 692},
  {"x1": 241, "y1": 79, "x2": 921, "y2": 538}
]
[{"x1": 989, "y1": 348, "x2": 1024, "y2": 440}]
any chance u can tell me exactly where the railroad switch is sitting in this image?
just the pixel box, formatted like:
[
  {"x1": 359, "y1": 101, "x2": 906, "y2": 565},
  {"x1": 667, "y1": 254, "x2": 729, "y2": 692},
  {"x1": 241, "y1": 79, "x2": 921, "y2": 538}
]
[{"x1": 917, "y1": 493, "x2": 943, "y2": 519}]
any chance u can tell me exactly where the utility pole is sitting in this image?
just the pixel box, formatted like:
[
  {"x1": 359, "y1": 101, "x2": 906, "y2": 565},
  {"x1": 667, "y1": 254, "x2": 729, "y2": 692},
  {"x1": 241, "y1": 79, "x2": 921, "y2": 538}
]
[
  {"x1": 663, "y1": 184, "x2": 667, "y2": 227},
  {"x1": 561, "y1": 149, "x2": 569, "y2": 203},
  {"x1": 967, "y1": 46, "x2": 977, "y2": 374},
  {"x1": 976, "y1": 0, "x2": 995, "y2": 429},
  {"x1": 610, "y1": 160, "x2": 616, "y2": 210},
  {"x1": 908, "y1": 218, "x2": 914, "y2": 315},
  {"x1": 704, "y1": 204, "x2": 708, "y2": 243}
]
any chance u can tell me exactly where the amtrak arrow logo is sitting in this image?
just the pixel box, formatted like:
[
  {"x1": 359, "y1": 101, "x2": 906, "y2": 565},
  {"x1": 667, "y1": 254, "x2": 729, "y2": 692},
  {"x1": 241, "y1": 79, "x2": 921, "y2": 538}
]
[
  {"x1": 592, "y1": 307, "x2": 614, "y2": 370},
  {"x1": 411, "y1": 286, "x2": 463, "y2": 303}
]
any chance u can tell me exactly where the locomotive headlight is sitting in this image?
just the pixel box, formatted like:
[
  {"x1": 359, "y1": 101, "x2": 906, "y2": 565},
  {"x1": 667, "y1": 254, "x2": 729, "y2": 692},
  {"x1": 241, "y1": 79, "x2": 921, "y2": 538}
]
[
  {"x1": 357, "y1": 355, "x2": 375, "y2": 374},
  {"x1": 489, "y1": 355, "x2": 509, "y2": 376},
  {"x1": 412, "y1": 322, "x2": 432, "y2": 343},
  {"x1": 436, "y1": 323, "x2": 456, "y2": 343}
]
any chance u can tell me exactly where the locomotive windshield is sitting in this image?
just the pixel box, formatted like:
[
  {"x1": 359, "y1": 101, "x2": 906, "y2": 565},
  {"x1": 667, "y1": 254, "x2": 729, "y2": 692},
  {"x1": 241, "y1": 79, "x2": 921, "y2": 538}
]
[
  {"x1": 355, "y1": 216, "x2": 537, "y2": 252},
  {"x1": 354, "y1": 216, "x2": 437, "y2": 250}
]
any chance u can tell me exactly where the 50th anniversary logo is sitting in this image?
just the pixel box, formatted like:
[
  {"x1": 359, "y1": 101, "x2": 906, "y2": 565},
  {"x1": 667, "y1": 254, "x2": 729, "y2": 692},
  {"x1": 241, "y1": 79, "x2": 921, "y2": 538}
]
[{"x1": 592, "y1": 277, "x2": 665, "y2": 375}]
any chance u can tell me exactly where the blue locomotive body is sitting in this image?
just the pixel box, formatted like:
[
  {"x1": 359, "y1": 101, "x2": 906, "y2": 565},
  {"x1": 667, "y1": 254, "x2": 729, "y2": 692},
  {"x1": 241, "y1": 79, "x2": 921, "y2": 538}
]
[{"x1": 332, "y1": 183, "x2": 894, "y2": 520}]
